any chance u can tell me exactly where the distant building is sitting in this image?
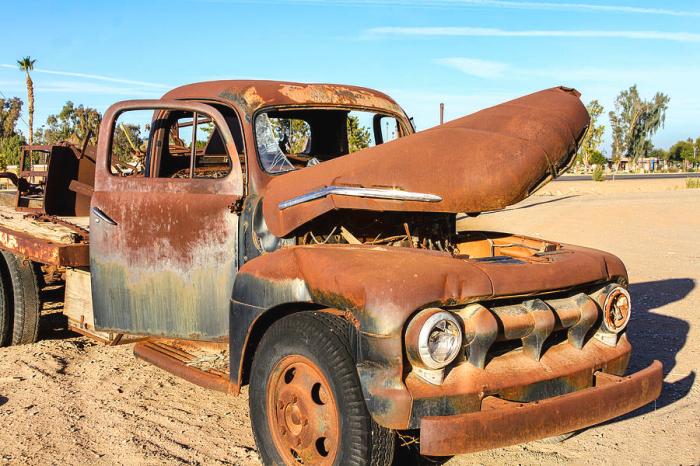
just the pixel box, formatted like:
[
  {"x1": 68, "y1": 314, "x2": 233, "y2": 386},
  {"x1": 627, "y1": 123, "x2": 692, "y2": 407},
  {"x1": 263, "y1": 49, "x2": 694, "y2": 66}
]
[{"x1": 613, "y1": 157, "x2": 666, "y2": 172}]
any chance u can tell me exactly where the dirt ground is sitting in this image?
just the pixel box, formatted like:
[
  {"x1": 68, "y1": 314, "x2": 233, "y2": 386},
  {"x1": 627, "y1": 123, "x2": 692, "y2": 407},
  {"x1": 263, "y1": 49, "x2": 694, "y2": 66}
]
[
  {"x1": 0, "y1": 181, "x2": 698, "y2": 465},
  {"x1": 537, "y1": 176, "x2": 691, "y2": 195}
]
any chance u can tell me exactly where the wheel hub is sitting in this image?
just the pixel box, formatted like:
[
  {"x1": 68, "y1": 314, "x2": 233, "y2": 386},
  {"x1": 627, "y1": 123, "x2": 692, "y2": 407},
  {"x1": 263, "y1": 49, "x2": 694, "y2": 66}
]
[{"x1": 267, "y1": 355, "x2": 339, "y2": 464}]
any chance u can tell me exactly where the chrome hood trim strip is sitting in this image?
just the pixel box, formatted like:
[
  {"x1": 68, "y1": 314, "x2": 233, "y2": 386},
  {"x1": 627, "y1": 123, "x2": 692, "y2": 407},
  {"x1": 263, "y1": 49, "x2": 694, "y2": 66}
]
[{"x1": 278, "y1": 186, "x2": 442, "y2": 210}]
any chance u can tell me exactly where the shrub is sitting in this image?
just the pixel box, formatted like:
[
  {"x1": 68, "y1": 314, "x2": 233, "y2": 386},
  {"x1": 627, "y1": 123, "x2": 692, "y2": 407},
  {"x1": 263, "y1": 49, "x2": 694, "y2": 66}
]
[
  {"x1": 592, "y1": 166, "x2": 606, "y2": 182},
  {"x1": 686, "y1": 178, "x2": 700, "y2": 189}
]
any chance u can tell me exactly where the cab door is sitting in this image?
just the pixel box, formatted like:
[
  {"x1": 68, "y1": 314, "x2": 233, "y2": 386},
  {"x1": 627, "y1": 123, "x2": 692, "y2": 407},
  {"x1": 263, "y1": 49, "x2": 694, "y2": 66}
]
[{"x1": 90, "y1": 100, "x2": 244, "y2": 340}]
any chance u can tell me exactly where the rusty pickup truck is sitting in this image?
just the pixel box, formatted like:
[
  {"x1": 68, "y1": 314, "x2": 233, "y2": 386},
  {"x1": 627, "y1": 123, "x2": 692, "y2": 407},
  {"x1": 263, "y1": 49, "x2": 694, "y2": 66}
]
[{"x1": 0, "y1": 81, "x2": 662, "y2": 465}]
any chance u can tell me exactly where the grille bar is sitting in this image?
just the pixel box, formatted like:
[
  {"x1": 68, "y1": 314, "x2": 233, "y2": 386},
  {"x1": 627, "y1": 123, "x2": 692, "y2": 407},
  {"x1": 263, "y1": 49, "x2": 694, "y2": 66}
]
[{"x1": 457, "y1": 291, "x2": 603, "y2": 368}]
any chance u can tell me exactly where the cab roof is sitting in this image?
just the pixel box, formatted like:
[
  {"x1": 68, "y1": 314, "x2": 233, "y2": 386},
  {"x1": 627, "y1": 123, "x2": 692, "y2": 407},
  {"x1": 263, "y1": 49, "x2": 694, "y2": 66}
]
[{"x1": 162, "y1": 80, "x2": 405, "y2": 118}]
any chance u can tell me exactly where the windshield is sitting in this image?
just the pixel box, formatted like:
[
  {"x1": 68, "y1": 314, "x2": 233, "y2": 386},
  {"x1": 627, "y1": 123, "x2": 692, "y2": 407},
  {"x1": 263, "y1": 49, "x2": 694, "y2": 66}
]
[{"x1": 255, "y1": 108, "x2": 404, "y2": 174}]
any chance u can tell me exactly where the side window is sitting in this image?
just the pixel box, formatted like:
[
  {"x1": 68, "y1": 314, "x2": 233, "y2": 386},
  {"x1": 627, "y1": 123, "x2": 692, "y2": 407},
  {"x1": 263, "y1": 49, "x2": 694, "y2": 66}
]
[
  {"x1": 347, "y1": 111, "x2": 401, "y2": 153},
  {"x1": 110, "y1": 110, "x2": 150, "y2": 177},
  {"x1": 110, "y1": 109, "x2": 233, "y2": 179},
  {"x1": 377, "y1": 115, "x2": 400, "y2": 144}
]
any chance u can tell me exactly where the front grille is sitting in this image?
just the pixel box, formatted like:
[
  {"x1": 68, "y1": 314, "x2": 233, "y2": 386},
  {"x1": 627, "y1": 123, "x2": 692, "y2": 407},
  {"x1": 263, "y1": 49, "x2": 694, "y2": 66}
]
[{"x1": 455, "y1": 284, "x2": 614, "y2": 369}]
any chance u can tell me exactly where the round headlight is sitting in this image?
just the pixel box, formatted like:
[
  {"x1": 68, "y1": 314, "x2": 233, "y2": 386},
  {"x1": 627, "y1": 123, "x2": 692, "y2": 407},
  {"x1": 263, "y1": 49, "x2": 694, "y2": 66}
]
[
  {"x1": 602, "y1": 286, "x2": 631, "y2": 333},
  {"x1": 406, "y1": 309, "x2": 463, "y2": 370}
]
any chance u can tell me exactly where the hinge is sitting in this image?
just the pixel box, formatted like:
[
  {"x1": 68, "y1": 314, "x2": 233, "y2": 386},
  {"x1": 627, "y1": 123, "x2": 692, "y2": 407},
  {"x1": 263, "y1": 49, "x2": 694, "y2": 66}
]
[{"x1": 230, "y1": 198, "x2": 244, "y2": 214}]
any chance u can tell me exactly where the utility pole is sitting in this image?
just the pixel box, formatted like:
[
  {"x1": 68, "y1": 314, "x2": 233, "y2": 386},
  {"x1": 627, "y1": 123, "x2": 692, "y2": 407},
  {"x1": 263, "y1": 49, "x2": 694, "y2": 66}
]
[{"x1": 439, "y1": 103, "x2": 444, "y2": 125}]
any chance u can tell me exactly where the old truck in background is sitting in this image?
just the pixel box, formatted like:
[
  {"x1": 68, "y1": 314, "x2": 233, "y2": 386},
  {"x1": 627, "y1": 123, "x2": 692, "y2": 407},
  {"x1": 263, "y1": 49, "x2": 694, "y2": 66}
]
[{"x1": 0, "y1": 81, "x2": 662, "y2": 465}]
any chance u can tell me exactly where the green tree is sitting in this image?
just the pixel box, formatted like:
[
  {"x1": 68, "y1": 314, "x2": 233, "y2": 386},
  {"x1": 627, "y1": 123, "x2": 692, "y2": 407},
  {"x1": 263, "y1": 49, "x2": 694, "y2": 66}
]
[
  {"x1": 347, "y1": 115, "x2": 371, "y2": 153},
  {"x1": 649, "y1": 146, "x2": 668, "y2": 160},
  {"x1": 588, "y1": 150, "x2": 608, "y2": 167},
  {"x1": 269, "y1": 118, "x2": 310, "y2": 154},
  {"x1": 608, "y1": 85, "x2": 670, "y2": 162},
  {"x1": 34, "y1": 101, "x2": 101, "y2": 145},
  {"x1": 0, "y1": 97, "x2": 25, "y2": 168},
  {"x1": 112, "y1": 122, "x2": 144, "y2": 165},
  {"x1": 576, "y1": 100, "x2": 605, "y2": 168},
  {"x1": 0, "y1": 134, "x2": 24, "y2": 168},
  {"x1": 0, "y1": 97, "x2": 23, "y2": 138},
  {"x1": 668, "y1": 139, "x2": 696, "y2": 165},
  {"x1": 17, "y1": 57, "x2": 36, "y2": 147}
]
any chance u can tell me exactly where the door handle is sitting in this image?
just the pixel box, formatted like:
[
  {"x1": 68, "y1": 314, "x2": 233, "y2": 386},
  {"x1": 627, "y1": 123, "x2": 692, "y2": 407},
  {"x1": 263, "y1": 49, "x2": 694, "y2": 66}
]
[{"x1": 92, "y1": 207, "x2": 117, "y2": 225}]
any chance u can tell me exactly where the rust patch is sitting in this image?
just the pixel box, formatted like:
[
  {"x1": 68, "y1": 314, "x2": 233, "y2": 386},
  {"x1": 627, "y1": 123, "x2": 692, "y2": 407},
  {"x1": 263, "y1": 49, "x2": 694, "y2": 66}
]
[
  {"x1": 219, "y1": 86, "x2": 267, "y2": 121},
  {"x1": 342, "y1": 310, "x2": 360, "y2": 329},
  {"x1": 277, "y1": 83, "x2": 404, "y2": 114}
]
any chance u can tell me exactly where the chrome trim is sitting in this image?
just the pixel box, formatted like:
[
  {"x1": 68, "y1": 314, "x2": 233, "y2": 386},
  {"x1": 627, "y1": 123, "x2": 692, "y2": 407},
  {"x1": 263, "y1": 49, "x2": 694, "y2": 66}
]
[
  {"x1": 278, "y1": 186, "x2": 442, "y2": 210},
  {"x1": 91, "y1": 207, "x2": 117, "y2": 226}
]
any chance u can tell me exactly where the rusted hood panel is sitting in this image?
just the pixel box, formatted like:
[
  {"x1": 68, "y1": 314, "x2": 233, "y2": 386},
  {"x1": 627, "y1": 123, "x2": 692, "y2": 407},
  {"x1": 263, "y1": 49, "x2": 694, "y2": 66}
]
[
  {"x1": 262, "y1": 86, "x2": 589, "y2": 237},
  {"x1": 235, "y1": 242, "x2": 625, "y2": 336}
]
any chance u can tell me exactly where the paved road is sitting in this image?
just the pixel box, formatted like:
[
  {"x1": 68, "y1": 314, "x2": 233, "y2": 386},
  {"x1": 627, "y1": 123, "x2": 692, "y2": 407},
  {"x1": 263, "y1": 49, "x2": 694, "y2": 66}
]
[{"x1": 560, "y1": 173, "x2": 700, "y2": 181}]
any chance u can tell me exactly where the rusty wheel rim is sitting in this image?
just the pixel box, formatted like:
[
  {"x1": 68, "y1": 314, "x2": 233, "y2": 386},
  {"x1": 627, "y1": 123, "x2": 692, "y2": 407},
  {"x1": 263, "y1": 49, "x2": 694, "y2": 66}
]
[{"x1": 267, "y1": 355, "x2": 340, "y2": 465}]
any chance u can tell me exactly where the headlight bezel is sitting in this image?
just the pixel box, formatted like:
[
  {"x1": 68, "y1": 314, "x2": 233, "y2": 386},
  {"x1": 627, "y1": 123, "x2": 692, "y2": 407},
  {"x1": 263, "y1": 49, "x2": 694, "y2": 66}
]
[
  {"x1": 406, "y1": 308, "x2": 463, "y2": 370},
  {"x1": 602, "y1": 286, "x2": 631, "y2": 334}
]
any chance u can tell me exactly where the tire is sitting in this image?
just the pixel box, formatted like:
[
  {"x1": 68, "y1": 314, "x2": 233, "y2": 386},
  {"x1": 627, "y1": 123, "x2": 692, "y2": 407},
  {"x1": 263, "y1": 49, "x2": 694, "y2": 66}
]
[
  {"x1": 250, "y1": 311, "x2": 395, "y2": 465},
  {"x1": 1, "y1": 252, "x2": 40, "y2": 345},
  {"x1": 0, "y1": 257, "x2": 11, "y2": 347}
]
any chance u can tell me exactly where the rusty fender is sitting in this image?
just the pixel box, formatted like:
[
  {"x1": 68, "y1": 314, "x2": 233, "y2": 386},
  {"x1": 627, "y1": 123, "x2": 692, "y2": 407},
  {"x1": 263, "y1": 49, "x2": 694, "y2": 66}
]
[{"x1": 230, "y1": 242, "x2": 627, "y2": 428}]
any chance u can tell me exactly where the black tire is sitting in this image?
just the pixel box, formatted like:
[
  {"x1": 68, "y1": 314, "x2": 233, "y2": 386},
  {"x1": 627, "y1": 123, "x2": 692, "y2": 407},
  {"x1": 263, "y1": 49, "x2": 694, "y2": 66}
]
[
  {"x1": 1, "y1": 252, "x2": 40, "y2": 345},
  {"x1": 0, "y1": 256, "x2": 11, "y2": 347},
  {"x1": 250, "y1": 311, "x2": 395, "y2": 465}
]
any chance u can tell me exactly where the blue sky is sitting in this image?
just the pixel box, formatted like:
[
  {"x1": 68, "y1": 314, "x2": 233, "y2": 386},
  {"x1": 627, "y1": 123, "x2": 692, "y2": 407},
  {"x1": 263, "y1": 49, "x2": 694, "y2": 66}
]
[{"x1": 1, "y1": 0, "x2": 699, "y2": 152}]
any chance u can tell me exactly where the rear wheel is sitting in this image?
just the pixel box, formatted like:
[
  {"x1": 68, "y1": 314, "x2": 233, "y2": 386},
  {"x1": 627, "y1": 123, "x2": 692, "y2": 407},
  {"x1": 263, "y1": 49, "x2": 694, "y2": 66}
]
[
  {"x1": 250, "y1": 311, "x2": 395, "y2": 465},
  {"x1": 0, "y1": 257, "x2": 10, "y2": 347},
  {"x1": 1, "y1": 252, "x2": 41, "y2": 345}
]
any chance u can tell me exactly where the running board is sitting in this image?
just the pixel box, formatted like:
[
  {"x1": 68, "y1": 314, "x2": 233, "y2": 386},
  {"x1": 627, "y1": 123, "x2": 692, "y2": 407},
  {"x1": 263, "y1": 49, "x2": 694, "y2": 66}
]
[{"x1": 133, "y1": 340, "x2": 234, "y2": 394}]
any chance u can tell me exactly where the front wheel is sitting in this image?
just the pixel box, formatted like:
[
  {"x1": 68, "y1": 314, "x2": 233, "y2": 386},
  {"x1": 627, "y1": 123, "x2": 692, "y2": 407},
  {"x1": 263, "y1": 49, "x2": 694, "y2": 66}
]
[{"x1": 249, "y1": 311, "x2": 395, "y2": 465}]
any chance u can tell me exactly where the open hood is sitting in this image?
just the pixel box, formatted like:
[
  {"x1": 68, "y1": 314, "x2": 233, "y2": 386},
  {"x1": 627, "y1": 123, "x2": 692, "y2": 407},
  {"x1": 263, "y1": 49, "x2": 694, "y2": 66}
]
[{"x1": 262, "y1": 86, "x2": 589, "y2": 237}]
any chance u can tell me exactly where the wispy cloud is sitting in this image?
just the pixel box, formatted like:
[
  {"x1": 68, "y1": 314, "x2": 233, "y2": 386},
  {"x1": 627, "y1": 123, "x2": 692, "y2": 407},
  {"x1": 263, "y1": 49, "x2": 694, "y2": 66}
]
[
  {"x1": 34, "y1": 81, "x2": 164, "y2": 97},
  {"x1": 191, "y1": 0, "x2": 700, "y2": 17},
  {"x1": 436, "y1": 58, "x2": 700, "y2": 86},
  {"x1": 0, "y1": 64, "x2": 170, "y2": 89},
  {"x1": 366, "y1": 26, "x2": 700, "y2": 42},
  {"x1": 434, "y1": 57, "x2": 507, "y2": 78}
]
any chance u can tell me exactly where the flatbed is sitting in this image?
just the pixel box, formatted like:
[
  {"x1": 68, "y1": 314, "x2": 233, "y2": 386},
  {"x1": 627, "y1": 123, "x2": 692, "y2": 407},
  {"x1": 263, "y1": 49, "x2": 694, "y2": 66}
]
[{"x1": 0, "y1": 206, "x2": 89, "y2": 266}]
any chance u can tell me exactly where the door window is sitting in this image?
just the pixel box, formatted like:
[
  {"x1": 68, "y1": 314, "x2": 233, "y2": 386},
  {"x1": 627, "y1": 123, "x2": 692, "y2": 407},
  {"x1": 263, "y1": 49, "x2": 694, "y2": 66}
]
[{"x1": 110, "y1": 109, "x2": 234, "y2": 179}]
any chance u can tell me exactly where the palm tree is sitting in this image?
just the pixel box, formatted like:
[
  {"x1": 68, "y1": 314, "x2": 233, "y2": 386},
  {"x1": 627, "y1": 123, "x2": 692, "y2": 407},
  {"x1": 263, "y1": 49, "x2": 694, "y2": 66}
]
[{"x1": 17, "y1": 56, "x2": 36, "y2": 147}]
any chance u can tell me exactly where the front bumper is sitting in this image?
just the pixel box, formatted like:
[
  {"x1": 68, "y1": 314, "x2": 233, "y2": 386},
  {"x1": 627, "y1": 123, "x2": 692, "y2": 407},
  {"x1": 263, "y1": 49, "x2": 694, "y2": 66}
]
[{"x1": 419, "y1": 360, "x2": 663, "y2": 456}]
